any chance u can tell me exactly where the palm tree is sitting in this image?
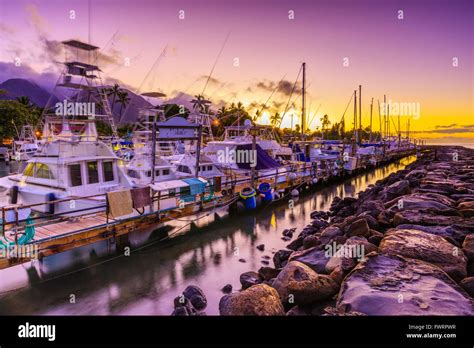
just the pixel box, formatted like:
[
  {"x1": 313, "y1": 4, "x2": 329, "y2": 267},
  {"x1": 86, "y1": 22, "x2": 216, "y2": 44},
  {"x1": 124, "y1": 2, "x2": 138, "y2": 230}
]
[
  {"x1": 217, "y1": 106, "x2": 227, "y2": 118},
  {"x1": 117, "y1": 91, "x2": 131, "y2": 122},
  {"x1": 270, "y1": 112, "x2": 281, "y2": 127},
  {"x1": 192, "y1": 94, "x2": 206, "y2": 113},
  {"x1": 17, "y1": 96, "x2": 32, "y2": 108},
  {"x1": 107, "y1": 83, "x2": 121, "y2": 110},
  {"x1": 320, "y1": 114, "x2": 330, "y2": 139}
]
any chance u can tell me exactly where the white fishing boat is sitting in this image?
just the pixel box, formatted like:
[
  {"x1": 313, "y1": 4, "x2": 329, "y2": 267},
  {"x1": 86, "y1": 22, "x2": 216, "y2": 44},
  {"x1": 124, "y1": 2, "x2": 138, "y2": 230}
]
[{"x1": 0, "y1": 40, "x2": 133, "y2": 215}]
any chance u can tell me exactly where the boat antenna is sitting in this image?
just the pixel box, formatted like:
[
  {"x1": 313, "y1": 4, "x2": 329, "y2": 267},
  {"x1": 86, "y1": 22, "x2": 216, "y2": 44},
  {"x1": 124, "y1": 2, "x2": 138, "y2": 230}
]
[{"x1": 201, "y1": 31, "x2": 231, "y2": 97}]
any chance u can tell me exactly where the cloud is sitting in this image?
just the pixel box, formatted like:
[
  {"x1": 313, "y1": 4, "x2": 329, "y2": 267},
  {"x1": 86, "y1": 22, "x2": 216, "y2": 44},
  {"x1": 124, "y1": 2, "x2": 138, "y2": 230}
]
[
  {"x1": 0, "y1": 62, "x2": 58, "y2": 91},
  {"x1": 25, "y1": 4, "x2": 50, "y2": 35},
  {"x1": 412, "y1": 124, "x2": 474, "y2": 134},
  {"x1": 254, "y1": 79, "x2": 301, "y2": 96},
  {"x1": 199, "y1": 75, "x2": 221, "y2": 85}
]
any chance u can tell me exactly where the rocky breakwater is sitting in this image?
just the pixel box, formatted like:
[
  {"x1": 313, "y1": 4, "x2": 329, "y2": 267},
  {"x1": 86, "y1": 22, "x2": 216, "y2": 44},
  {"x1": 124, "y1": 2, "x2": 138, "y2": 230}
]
[{"x1": 218, "y1": 146, "x2": 474, "y2": 316}]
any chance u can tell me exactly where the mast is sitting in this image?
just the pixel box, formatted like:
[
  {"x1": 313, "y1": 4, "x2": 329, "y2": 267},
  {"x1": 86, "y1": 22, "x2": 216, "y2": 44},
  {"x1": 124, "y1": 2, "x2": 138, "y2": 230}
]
[
  {"x1": 369, "y1": 97, "x2": 373, "y2": 142},
  {"x1": 301, "y1": 62, "x2": 306, "y2": 138},
  {"x1": 358, "y1": 85, "x2": 362, "y2": 141},
  {"x1": 354, "y1": 89, "x2": 358, "y2": 144},
  {"x1": 383, "y1": 94, "x2": 386, "y2": 138}
]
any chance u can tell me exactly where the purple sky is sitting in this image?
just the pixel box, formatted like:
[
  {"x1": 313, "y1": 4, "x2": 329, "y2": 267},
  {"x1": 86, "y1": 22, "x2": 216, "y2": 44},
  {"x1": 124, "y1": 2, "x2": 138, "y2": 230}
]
[{"x1": 0, "y1": 0, "x2": 472, "y2": 137}]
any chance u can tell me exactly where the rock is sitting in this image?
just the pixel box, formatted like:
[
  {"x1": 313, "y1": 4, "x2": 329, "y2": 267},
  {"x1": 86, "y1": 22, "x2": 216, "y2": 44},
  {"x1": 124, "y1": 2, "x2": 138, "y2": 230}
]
[
  {"x1": 323, "y1": 306, "x2": 367, "y2": 316},
  {"x1": 288, "y1": 247, "x2": 330, "y2": 274},
  {"x1": 379, "y1": 229, "x2": 468, "y2": 281},
  {"x1": 392, "y1": 210, "x2": 474, "y2": 228},
  {"x1": 382, "y1": 180, "x2": 411, "y2": 200},
  {"x1": 256, "y1": 244, "x2": 265, "y2": 251},
  {"x1": 463, "y1": 234, "x2": 474, "y2": 261},
  {"x1": 190, "y1": 294, "x2": 207, "y2": 310},
  {"x1": 318, "y1": 226, "x2": 343, "y2": 245},
  {"x1": 324, "y1": 236, "x2": 377, "y2": 273},
  {"x1": 287, "y1": 236, "x2": 304, "y2": 251},
  {"x1": 396, "y1": 224, "x2": 469, "y2": 246},
  {"x1": 459, "y1": 201, "x2": 474, "y2": 217},
  {"x1": 386, "y1": 194, "x2": 459, "y2": 215},
  {"x1": 171, "y1": 306, "x2": 191, "y2": 316},
  {"x1": 282, "y1": 228, "x2": 296, "y2": 238},
  {"x1": 261, "y1": 260, "x2": 269, "y2": 265},
  {"x1": 219, "y1": 284, "x2": 285, "y2": 315},
  {"x1": 240, "y1": 271, "x2": 261, "y2": 289},
  {"x1": 182, "y1": 285, "x2": 207, "y2": 311},
  {"x1": 174, "y1": 295, "x2": 190, "y2": 308},
  {"x1": 272, "y1": 261, "x2": 339, "y2": 305},
  {"x1": 286, "y1": 305, "x2": 311, "y2": 316},
  {"x1": 258, "y1": 266, "x2": 281, "y2": 281},
  {"x1": 273, "y1": 249, "x2": 293, "y2": 268},
  {"x1": 222, "y1": 284, "x2": 233, "y2": 293},
  {"x1": 356, "y1": 200, "x2": 386, "y2": 218},
  {"x1": 368, "y1": 230, "x2": 384, "y2": 245},
  {"x1": 311, "y1": 219, "x2": 329, "y2": 230},
  {"x1": 302, "y1": 235, "x2": 320, "y2": 249},
  {"x1": 460, "y1": 277, "x2": 474, "y2": 297},
  {"x1": 347, "y1": 218, "x2": 371, "y2": 237},
  {"x1": 337, "y1": 253, "x2": 474, "y2": 315},
  {"x1": 238, "y1": 258, "x2": 247, "y2": 263},
  {"x1": 183, "y1": 285, "x2": 205, "y2": 302}
]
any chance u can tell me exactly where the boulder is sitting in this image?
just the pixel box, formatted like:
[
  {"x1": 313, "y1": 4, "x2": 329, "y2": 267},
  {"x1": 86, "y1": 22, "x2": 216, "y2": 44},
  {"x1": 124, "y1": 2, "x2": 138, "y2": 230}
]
[
  {"x1": 288, "y1": 247, "x2": 330, "y2": 274},
  {"x1": 460, "y1": 277, "x2": 474, "y2": 297},
  {"x1": 458, "y1": 201, "x2": 474, "y2": 217},
  {"x1": 272, "y1": 261, "x2": 339, "y2": 305},
  {"x1": 302, "y1": 235, "x2": 320, "y2": 249},
  {"x1": 463, "y1": 234, "x2": 474, "y2": 260},
  {"x1": 337, "y1": 253, "x2": 474, "y2": 315},
  {"x1": 324, "y1": 237, "x2": 378, "y2": 274},
  {"x1": 240, "y1": 271, "x2": 261, "y2": 289},
  {"x1": 273, "y1": 249, "x2": 293, "y2": 269},
  {"x1": 382, "y1": 180, "x2": 411, "y2": 200},
  {"x1": 258, "y1": 266, "x2": 281, "y2": 281},
  {"x1": 379, "y1": 229, "x2": 467, "y2": 281},
  {"x1": 396, "y1": 224, "x2": 469, "y2": 246},
  {"x1": 219, "y1": 284, "x2": 285, "y2": 315},
  {"x1": 392, "y1": 211, "x2": 474, "y2": 228},
  {"x1": 346, "y1": 218, "x2": 371, "y2": 237},
  {"x1": 318, "y1": 226, "x2": 343, "y2": 245}
]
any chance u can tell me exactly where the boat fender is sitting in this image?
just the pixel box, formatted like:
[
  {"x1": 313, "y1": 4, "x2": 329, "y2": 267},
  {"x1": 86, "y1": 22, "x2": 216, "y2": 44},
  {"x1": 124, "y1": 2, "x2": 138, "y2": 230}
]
[
  {"x1": 291, "y1": 189, "x2": 299, "y2": 196},
  {"x1": 9, "y1": 185, "x2": 19, "y2": 204},
  {"x1": 46, "y1": 192, "x2": 56, "y2": 215}
]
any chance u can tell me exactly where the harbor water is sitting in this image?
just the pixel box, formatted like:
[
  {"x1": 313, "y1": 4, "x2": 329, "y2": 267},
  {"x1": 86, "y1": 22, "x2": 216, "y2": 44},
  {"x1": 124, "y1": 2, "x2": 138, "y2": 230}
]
[{"x1": 0, "y1": 156, "x2": 416, "y2": 315}]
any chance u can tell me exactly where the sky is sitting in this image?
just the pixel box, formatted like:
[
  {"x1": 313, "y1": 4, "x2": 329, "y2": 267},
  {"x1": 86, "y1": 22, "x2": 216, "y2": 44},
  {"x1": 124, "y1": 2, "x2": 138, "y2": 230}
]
[{"x1": 0, "y1": 0, "x2": 472, "y2": 140}]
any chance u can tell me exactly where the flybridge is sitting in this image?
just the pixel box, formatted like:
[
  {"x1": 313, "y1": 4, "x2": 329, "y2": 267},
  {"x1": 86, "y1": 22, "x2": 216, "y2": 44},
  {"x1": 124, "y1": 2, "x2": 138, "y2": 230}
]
[{"x1": 55, "y1": 100, "x2": 96, "y2": 117}]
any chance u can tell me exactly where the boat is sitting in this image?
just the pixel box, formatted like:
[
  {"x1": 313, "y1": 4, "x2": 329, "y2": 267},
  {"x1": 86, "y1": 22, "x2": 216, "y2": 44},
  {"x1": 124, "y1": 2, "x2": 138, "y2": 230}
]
[{"x1": 0, "y1": 40, "x2": 133, "y2": 215}]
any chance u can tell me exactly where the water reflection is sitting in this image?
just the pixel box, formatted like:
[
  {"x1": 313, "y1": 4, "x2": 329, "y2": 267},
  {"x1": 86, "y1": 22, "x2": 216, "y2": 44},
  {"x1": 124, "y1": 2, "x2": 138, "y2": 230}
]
[{"x1": 0, "y1": 157, "x2": 416, "y2": 315}]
